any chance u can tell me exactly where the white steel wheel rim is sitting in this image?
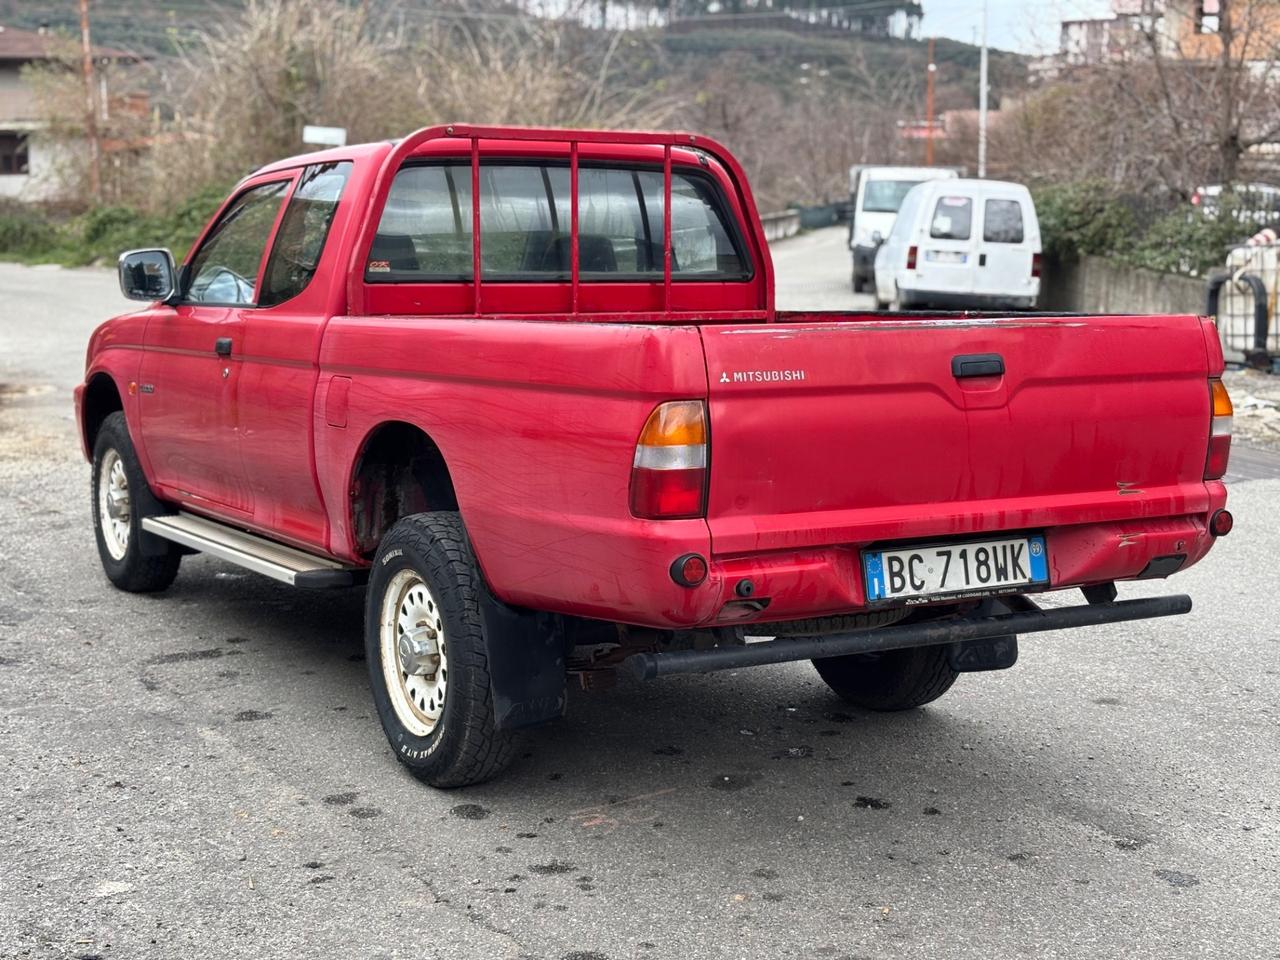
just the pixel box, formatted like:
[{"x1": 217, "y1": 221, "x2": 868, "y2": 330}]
[
  {"x1": 98, "y1": 448, "x2": 131, "y2": 561},
  {"x1": 380, "y1": 568, "x2": 449, "y2": 738}
]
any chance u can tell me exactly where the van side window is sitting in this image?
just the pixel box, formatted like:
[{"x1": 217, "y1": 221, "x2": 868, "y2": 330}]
[
  {"x1": 983, "y1": 199, "x2": 1025, "y2": 244},
  {"x1": 367, "y1": 162, "x2": 749, "y2": 282},
  {"x1": 930, "y1": 196, "x2": 972, "y2": 241}
]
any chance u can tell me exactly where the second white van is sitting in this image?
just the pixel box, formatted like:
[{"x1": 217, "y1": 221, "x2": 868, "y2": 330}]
[{"x1": 873, "y1": 179, "x2": 1042, "y2": 311}]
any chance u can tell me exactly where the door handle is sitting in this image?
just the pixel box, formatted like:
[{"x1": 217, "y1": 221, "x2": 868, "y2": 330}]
[
  {"x1": 952, "y1": 353, "x2": 1005, "y2": 378},
  {"x1": 979, "y1": 253, "x2": 987, "y2": 267},
  {"x1": 215, "y1": 337, "x2": 233, "y2": 357}
]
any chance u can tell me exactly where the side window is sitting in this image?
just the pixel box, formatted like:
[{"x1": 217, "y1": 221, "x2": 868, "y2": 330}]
[
  {"x1": 366, "y1": 162, "x2": 749, "y2": 282},
  {"x1": 185, "y1": 180, "x2": 290, "y2": 305},
  {"x1": 983, "y1": 199, "x2": 1025, "y2": 244},
  {"x1": 930, "y1": 196, "x2": 973, "y2": 241},
  {"x1": 259, "y1": 161, "x2": 352, "y2": 307},
  {"x1": 369, "y1": 164, "x2": 472, "y2": 279}
]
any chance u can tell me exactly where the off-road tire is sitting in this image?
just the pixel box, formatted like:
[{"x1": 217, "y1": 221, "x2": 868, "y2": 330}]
[
  {"x1": 812, "y1": 643, "x2": 958, "y2": 711},
  {"x1": 91, "y1": 412, "x2": 181, "y2": 592},
  {"x1": 365, "y1": 511, "x2": 516, "y2": 788}
]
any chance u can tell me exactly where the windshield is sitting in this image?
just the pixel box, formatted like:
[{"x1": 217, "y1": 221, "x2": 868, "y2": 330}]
[{"x1": 861, "y1": 179, "x2": 922, "y2": 213}]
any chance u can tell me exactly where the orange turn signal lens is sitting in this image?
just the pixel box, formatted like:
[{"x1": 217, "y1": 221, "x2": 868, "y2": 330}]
[
  {"x1": 636, "y1": 400, "x2": 707, "y2": 448},
  {"x1": 1210, "y1": 379, "x2": 1233, "y2": 419}
]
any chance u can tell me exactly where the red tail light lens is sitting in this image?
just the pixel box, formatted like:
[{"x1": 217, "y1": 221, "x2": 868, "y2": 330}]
[
  {"x1": 1204, "y1": 379, "x2": 1232, "y2": 480},
  {"x1": 1032, "y1": 252, "x2": 1042, "y2": 278},
  {"x1": 630, "y1": 400, "x2": 708, "y2": 520},
  {"x1": 906, "y1": 245, "x2": 918, "y2": 270}
]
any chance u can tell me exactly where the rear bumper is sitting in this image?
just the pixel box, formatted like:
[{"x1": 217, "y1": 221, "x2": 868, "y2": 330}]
[
  {"x1": 900, "y1": 289, "x2": 1038, "y2": 310},
  {"x1": 689, "y1": 503, "x2": 1224, "y2": 629}
]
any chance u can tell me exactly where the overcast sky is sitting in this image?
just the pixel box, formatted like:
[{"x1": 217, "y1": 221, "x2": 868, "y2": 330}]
[{"x1": 921, "y1": 0, "x2": 1113, "y2": 54}]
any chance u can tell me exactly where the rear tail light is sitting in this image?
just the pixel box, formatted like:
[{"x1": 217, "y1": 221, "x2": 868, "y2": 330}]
[
  {"x1": 1204, "y1": 378, "x2": 1232, "y2": 480},
  {"x1": 630, "y1": 400, "x2": 708, "y2": 520},
  {"x1": 906, "y1": 245, "x2": 918, "y2": 270},
  {"x1": 1031, "y1": 252, "x2": 1042, "y2": 278}
]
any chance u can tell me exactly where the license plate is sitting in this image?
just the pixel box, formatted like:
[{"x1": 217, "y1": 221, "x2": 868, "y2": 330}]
[
  {"x1": 863, "y1": 535, "x2": 1048, "y2": 603},
  {"x1": 925, "y1": 250, "x2": 967, "y2": 264}
]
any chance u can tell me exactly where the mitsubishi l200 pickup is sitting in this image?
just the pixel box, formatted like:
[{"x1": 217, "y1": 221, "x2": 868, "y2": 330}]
[{"x1": 77, "y1": 125, "x2": 1234, "y2": 787}]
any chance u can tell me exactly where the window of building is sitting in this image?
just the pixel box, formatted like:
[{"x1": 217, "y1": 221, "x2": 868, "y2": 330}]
[{"x1": 0, "y1": 133, "x2": 30, "y2": 175}]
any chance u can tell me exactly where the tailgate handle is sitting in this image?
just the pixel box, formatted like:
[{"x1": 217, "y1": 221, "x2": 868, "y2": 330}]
[{"x1": 952, "y1": 353, "x2": 1004, "y2": 378}]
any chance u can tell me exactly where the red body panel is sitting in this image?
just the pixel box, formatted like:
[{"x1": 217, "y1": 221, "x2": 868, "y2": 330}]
[{"x1": 78, "y1": 125, "x2": 1228, "y2": 631}]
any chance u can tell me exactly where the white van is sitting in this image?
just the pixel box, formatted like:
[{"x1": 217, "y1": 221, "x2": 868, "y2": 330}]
[
  {"x1": 873, "y1": 179, "x2": 1042, "y2": 311},
  {"x1": 848, "y1": 165, "x2": 959, "y2": 293}
]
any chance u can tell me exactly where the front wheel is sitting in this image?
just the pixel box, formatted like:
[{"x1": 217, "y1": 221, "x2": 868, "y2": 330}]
[
  {"x1": 91, "y1": 412, "x2": 181, "y2": 592},
  {"x1": 365, "y1": 512, "x2": 516, "y2": 788},
  {"x1": 812, "y1": 644, "x2": 958, "y2": 711}
]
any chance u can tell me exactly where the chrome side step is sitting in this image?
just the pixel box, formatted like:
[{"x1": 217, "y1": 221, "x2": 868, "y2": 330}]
[{"x1": 141, "y1": 511, "x2": 365, "y2": 589}]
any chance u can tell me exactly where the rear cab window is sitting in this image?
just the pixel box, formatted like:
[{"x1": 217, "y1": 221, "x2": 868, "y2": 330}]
[
  {"x1": 983, "y1": 198, "x2": 1025, "y2": 244},
  {"x1": 930, "y1": 196, "x2": 973, "y2": 241},
  {"x1": 367, "y1": 161, "x2": 750, "y2": 283}
]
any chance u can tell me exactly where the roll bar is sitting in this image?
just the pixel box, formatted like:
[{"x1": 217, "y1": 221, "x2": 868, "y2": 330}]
[{"x1": 345, "y1": 123, "x2": 775, "y2": 319}]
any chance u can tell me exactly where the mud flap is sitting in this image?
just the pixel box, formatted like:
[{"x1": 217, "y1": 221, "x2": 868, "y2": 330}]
[
  {"x1": 948, "y1": 635, "x2": 1018, "y2": 672},
  {"x1": 475, "y1": 578, "x2": 568, "y2": 730}
]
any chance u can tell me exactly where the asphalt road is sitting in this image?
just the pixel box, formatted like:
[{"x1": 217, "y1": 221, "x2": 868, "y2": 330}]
[{"x1": 2, "y1": 235, "x2": 1279, "y2": 960}]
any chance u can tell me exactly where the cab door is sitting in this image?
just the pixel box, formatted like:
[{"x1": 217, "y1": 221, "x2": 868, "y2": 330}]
[{"x1": 139, "y1": 176, "x2": 294, "y2": 515}]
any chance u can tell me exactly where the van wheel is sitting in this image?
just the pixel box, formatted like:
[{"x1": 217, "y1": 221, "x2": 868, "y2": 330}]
[
  {"x1": 91, "y1": 412, "x2": 181, "y2": 592},
  {"x1": 812, "y1": 644, "x2": 958, "y2": 711},
  {"x1": 365, "y1": 511, "x2": 516, "y2": 788}
]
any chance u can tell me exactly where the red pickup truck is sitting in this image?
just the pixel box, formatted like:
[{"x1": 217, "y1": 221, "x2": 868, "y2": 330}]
[{"x1": 77, "y1": 125, "x2": 1233, "y2": 787}]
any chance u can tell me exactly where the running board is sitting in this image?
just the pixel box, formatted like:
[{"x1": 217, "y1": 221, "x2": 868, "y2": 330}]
[{"x1": 141, "y1": 512, "x2": 366, "y2": 589}]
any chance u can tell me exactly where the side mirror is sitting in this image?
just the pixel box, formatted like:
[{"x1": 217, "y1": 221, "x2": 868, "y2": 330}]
[
  {"x1": 871, "y1": 230, "x2": 884, "y2": 246},
  {"x1": 118, "y1": 248, "x2": 178, "y2": 302}
]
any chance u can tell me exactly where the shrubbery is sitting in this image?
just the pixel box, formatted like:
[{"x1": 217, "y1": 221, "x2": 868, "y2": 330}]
[
  {"x1": 0, "y1": 184, "x2": 228, "y2": 267},
  {"x1": 1033, "y1": 181, "x2": 1258, "y2": 277}
]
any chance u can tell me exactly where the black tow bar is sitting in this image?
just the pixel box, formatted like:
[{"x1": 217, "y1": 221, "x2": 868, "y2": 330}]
[{"x1": 622, "y1": 594, "x2": 1192, "y2": 682}]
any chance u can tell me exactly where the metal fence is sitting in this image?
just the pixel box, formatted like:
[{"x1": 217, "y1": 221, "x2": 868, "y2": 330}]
[{"x1": 1215, "y1": 244, "x2": 1280, "y2": 367}]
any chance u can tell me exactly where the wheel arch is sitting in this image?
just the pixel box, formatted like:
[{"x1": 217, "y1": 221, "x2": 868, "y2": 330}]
[
  {"x1": 347, "y1": 420, "x2": 459, "y2": 558},
  {"x1": 81, "y1": 372, "x2": 125, "y2": 454}
]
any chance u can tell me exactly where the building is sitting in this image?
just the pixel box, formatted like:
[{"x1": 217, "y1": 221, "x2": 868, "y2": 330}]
[
  {"x1": 1057, "y1": 0, "x2": 1280, "y2": 67},
  {"x1": 0, "y1": 23, "x2": 130, "y2": 202}
]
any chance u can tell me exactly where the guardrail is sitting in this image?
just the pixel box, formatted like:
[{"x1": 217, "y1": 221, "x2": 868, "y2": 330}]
[{"x1": 759, "y1": 210, "x2": 801, "y2": 243}]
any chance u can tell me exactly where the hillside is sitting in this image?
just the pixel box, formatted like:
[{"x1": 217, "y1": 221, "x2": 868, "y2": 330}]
[{"x1": 0, "y1": 1, "x2": 1026, "y2": 113}]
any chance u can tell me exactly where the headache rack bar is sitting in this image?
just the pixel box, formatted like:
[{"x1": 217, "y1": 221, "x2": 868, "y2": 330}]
[{"x1": 346, "y1": 123, "x2": 774, "y2": 319}]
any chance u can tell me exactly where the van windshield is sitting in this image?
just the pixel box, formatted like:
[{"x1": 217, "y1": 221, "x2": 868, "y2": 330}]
[{"x1": 861, "y1": 180, "x2": 921, "y2": 213}]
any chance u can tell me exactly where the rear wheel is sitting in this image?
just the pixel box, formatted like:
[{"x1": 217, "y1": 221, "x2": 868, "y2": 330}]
[
  {"x1": 91, "y1": 412, "x2": 181, "y2": 592},
  {"x1": 365, "y1": 512, "x2": 516, "y2": 788},
  {"x1": 812, "y1": 644, "x2": 958, "y2": 711}
]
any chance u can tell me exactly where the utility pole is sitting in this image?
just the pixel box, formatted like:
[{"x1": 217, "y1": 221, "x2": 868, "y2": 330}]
[
  {"x1": 78, "y1": 0, "x2": 102, "y2": 203},
  {"x1": 978, "y1": 0, "x2": 989, "y2": 177},
  {"x1": 925, "y1": 36, "x2": 937, "y2": 166}
]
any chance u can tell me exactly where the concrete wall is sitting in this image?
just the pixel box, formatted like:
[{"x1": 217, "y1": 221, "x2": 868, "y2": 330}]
[{"x1": 1040, "y1": 254, "x2": 1206, "y2": 315}]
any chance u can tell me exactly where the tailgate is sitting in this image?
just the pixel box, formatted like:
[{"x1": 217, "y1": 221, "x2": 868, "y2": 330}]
[{"x1": 700, "y1": 315, "x2": 1214, "y2": 556}]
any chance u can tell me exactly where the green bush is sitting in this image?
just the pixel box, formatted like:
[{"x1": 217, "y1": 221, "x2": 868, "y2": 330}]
[
  {"x1": 0, "y1": 184, "x2": 228, "y2": 267},
  {"x1": 1032, "y1": 181, "x2": 1139, "y2": 262},
  {"x1": 0, "y1": 203, "x2": 58, "y2": 255},
  {"x1": 1125, "y1": 199, "x2": 1253, "y2": 277}
]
